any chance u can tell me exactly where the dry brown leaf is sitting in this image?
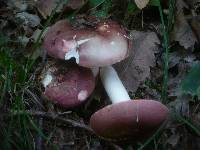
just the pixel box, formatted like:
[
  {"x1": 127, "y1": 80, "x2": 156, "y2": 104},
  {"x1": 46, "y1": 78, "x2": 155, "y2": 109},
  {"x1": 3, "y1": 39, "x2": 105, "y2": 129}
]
[
  {"x1": 168, "y1": 63, "x2": 188, "y2": 98},
  {"x1": 171, "y1": 11, "x2": 197, "y2": 49},
  {"x1": 36, "y1": 0, "x2": 64, "y2": 19},
  {"x1": 18, "y1": 36, "x2": 29, "y2": 47},
  {"x1": 7, "y1": 0, "x2": 28, "y2": 11},
  {"x1": 168, "y1": 95, "x2": 190, "y2": 116},
  {"x1": 185, "y1": 0, "x2": 200, "y2": 9},
  {"x1": 67, "y1": 0, "x2": 85, "y2": 9},
  {"x1": 134, "y1": 0, "x2": 149, "y2": 9},
  {"x1": 30, "y1": 28, "x2": 48, "y2": 42},
  {"x1": 15, "y1": 12, "x2": 40, "y2": 27},
  {"x1": 36, "y1": 0, "x2": 85, "y2": 19},
  {"x1": 169, "y1": 51, "x2": 196, "y2": 68},
  {"x1": 176, "y1": 0, "x2": 189, "y2": 11},
  {"x1": 171, "y1": 0, "x2": 198, "y2": 49},
  {"x1": 191, "y1": 17, "x2": 200, "y2": 42},
  {"x1": 115, "y1": 30, "x2": 160, "y2": 92},
  {"x1": 166, "y1": 134, "x2": 180, "y2": 147},
  {"x1": 168, "y1": 55, "x2": 198, "y2": 99}
]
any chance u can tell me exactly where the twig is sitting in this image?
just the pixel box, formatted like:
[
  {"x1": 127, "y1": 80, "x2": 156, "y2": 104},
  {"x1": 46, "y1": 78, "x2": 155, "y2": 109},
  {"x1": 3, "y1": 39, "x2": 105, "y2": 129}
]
[
  {"x1": 36, "y1": 118, "x2": 43, "y2": 150},
  {"x1": 137, "y1": 120, "x2": 168, "y2": 150},
  {"x1": 7, "y1": 110, "x2": 94, "y2": 133},
  {"x1": 23, "y1": 88, "x2": 45, "y2": 150},
  {"x1": 158, "y1": 0, "x2": 170, "y2": 103},
  {"x1": 24, "y1": 88, "x2": 45, "y2": 110},
  {"x1": 107, "y1": 142, "x2": 124, "y2": 150},
  {"x1": 185, "y1": 15, "x2": 200, "y2": 20}
]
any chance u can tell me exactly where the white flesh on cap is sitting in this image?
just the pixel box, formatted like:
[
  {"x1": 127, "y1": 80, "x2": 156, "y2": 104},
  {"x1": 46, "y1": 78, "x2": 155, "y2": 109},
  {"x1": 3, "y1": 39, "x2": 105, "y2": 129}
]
[
  {"x1": 100, "y1": 66, "x2": 130, "y2": 104},
  {"x1": 64, "y1": 38, "x2": 91, "y2": 64},
  {"x1": 91, "y1": 67, "x2": 99, "y2": 77},
  {"x1": 65, "y1": 47, "x2": 80, "y2": 63},
  {"x1": 42, "y1": 73, "x2": 53, "y2": 88}
]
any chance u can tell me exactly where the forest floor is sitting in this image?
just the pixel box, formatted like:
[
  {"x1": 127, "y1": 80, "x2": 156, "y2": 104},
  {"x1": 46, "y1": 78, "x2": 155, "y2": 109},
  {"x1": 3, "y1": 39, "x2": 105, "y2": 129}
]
[{"x1": 0, "y1": 0, "x2": 200, "y2": 149}]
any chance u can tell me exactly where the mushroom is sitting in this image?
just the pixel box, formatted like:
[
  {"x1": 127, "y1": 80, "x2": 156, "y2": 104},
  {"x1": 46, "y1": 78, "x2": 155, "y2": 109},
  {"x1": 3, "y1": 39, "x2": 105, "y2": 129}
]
[
  {"x1": 90, "y1": 66, "x2": 169, "y2": 141},
  {"x1": 43, "y1": 19, "x2": 130, "y2": 67},
  {"x1": 41, "y1": 61, "x2": 96, "y2": 108}
]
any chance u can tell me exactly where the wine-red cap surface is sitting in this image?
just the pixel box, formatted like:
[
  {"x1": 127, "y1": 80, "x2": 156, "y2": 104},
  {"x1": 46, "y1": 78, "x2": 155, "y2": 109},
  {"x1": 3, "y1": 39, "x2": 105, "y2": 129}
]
[
  {"x1": 42, "y1": 62, "x2": 96, "y2": 108},
  {"x1": 90, "y1": 100, "x2": 169, "y2": 141},
  {"x1": 43, "y1": 20, "x2": 131, "y2": 67}
]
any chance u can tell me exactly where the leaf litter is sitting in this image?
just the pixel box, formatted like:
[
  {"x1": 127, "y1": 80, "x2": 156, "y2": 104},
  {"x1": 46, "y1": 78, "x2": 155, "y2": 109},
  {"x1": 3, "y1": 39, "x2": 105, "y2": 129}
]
[
  {"x1": 0, "y1": 0, "x2": 200, "y2": 149},
  {"x1": 115, "y1": 30, "x2": 160, "y2": 93}
]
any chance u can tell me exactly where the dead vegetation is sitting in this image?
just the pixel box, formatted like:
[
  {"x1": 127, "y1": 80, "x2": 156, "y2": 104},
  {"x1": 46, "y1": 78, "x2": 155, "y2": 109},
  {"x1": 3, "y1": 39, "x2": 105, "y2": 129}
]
[{"x1": 0, "y1": 0, "x2": 200, "y2": 149}]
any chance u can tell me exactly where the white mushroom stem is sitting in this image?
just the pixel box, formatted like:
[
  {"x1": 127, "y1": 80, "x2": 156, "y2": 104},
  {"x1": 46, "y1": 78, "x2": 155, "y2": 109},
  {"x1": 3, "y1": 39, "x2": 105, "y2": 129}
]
[
  {"x1": 91, "y1": 67, "x2": 99, "y2": 77},
  {"x1": 100, "y1": 66, "x2": 130, "y2": 104}
]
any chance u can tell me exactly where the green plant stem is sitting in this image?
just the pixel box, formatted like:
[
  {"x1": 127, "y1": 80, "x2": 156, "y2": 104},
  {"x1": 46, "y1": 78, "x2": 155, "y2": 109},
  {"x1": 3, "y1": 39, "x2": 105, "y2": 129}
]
[
  {"x1": 176, "y1": 114, "x2": 200, "y2": 136},
  {"x1": 158, "y1": 0, "x2": 169, "y2": 103},
  {"x1": 137, "y1": 121, "x2": 167, "y2": 150}
]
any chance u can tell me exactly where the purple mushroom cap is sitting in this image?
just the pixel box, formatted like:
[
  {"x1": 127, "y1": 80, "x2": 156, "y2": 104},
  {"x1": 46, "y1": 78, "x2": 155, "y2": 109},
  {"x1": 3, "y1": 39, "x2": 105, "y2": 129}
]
[
  {"x1": 42, "y1": 61, "x2": 96, "y2": 108},
  {"x1": 43, "y1": 20, "x2": 131, "y2": 67},
  {"x1": 90, "y1": 100, "x2": 169, "y2": 141}
]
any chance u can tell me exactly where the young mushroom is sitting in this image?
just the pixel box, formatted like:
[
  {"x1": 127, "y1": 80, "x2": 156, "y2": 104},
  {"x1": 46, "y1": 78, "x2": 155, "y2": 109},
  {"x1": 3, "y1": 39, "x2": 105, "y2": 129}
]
[
  {"x1": 90, "y1": 66, "x2": 169, "y2": 141},
  {"x1": 43, "y1": 19, "x2": 130, "y2": 67},
  {"x1": 41, "y1": 61, "x2": 96, "y2": 108}
]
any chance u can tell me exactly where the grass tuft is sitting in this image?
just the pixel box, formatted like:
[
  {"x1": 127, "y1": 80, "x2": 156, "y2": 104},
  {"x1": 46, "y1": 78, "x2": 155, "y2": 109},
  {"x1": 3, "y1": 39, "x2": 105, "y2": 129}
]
[{"x1": 0, "y1": 0, "x2": 69, "y2": 149}]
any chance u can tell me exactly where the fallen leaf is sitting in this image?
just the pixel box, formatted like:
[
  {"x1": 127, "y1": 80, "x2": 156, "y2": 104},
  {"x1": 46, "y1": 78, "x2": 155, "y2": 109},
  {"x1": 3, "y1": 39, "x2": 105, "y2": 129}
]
[
  {"x1": 171, "y1": 0, "x2": 198, "y2": 49},
  {"x1": 166, "y1": 134, "x2": 180, "y2": 147},
  {"x1": 115, "y1": 30, "x2": 160, "y2": 92},
  {"x1": 67, "y1": 0, "x2": 85, "y2": 9},
  {"x1": 7, "y1": 0, "x2": 28, "y2": 11},
  {"x1": 176, "y1": 0, "x2": 189, "y2": 11},
  {"x1": 168, "y1": 94, "x2": 190, "y2": 116},
  {"x1": 134, "y1": 0, "x2": 149, "y2": 9},
  {"x1": 23, "y1": 28, "x2": 49, "y2": 60},
  {"x1": 36, "y1": 0, "x2": 62, "y2": 19},
  {"x1": 171, "y1": 12, "x2": 197, "y2": 49},
  {"x1": 36, "y1": 0, "x2": 63, "y2": 19},
  {"x1": 168, "y1": 56, "x2": 197, "y2": 99},
  {"x1": 15, "y1": 12, "x2": 40, "y2": 28},
  {"x1": 169, "y1": 51, "x2": 196, "y2": 68},
  {"x1": 185, "y1": 0, "x2": 200, "y2": 10},
  {"x1": 30, "y1": 28, "x2": 48, "y2": 42},
  {"x1": 181, "y1": 62, "x2": 200, "y2": 98},
  {"x1": 36, "y1": 0, "x2": 85, "y2": 19},
  {"x1": 18, "y1": 36, "x2": 29, "y2": 47},
  {"x1": 191, "y1": 17, "x2": 200, "y2": 42}
]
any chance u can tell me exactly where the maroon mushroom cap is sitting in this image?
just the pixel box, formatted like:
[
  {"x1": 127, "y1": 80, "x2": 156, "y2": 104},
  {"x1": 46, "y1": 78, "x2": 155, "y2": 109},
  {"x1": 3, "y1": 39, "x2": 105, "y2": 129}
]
[
  {"x1": 43, "y1": 19, "x2": 130, "y2": 67},
  {"x1": 41, "y1": 61, "x2": 96, "y2": 108},
  {"x1": 90, "y1": 100, "x2": 169, "y2": 141}
]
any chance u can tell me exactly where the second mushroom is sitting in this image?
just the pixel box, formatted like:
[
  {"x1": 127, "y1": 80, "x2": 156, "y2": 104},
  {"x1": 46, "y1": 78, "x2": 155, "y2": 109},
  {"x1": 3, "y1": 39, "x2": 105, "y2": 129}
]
[{"x1": 90, "y1": 66, "x2": 169, "y2": 141}]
